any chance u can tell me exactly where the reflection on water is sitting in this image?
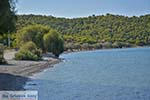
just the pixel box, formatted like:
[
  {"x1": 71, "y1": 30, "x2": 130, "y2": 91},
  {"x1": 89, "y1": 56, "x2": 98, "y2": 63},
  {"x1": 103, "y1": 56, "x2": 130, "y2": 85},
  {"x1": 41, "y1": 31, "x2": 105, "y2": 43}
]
[{"x1": 24, "y1": 47, "x2": 150, "y2": 100}]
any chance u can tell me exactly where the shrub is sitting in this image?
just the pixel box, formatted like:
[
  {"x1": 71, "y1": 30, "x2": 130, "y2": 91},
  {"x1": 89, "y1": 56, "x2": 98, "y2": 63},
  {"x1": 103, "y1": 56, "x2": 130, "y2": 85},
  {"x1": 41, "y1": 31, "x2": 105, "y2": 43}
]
[
  {"x1": 15, "y1": 41, "x2": 42, "y2": 61},
  {"x1": 81, "y1": 43, "x2": 90, "y2": 50},
  {"x1": 64, "y1": 43, "x2": 81, "y2": 51},
  {"x1": 102, "y1": 42, "x2": 113, "y2": 49},
  {"x1": 112, "y1": 42, "x2": 123, "y2": 48},
  {"x1": 92, "y1": 43, "x2": 102, "y2": 49},
  {"x1": 112, "y1": 42, "x2": 132, "y2": 48},
  {"x1": 0, "y1": 44, "x2": 6, "y2": 64},
  {"x1": 43, "y1": 30, "x2": 64, "y2": 57},
  {"x1": 15, "y1": 50, "x2": 39, "y2": 61},
  {"x1": 135, "y1": 39, "x2": 145, "y2": 46}
]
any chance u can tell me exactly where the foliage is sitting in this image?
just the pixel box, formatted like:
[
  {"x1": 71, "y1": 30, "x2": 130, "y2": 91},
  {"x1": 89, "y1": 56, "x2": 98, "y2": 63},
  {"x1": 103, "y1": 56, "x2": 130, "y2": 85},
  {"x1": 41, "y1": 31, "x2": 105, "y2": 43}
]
[
  {"x1": 15, "y1": 24, "x2": 50, "y2": 50},
  {"x1": 112, "y1": 42, "x2": 132, "y2": 48},
  {"x1": 0, "y1": 44, "x2": 6, "y2": 64},
  {"x1": 43, "y1": 30, "x2": 64, "y2": 57},
  {"x1": 0, "y1": 0, "x2": 17, "y2": 64},
  {"x1": 15, "y1": 41, "x2": 42, "y2": 61},
  {"x1": 16, "y1": 14, "x2": 150, "y2": 50},
  {"x1": 15, "y1": 24, "x2": 64, "y2": 57},
  {"x1": 0, "y1": 0, "x2": 17, "y2": 34}
]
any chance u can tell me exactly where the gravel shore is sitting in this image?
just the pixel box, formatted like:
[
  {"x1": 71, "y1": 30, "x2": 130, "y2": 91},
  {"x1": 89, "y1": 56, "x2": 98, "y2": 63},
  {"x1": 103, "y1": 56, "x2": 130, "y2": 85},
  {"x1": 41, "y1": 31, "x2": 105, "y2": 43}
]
[
  {"x1": 0, "y1": 50, "x2": 60, "y2": 76},
  {"x1": 0, "y1": 50, "x2": 60, "y2": 90}
]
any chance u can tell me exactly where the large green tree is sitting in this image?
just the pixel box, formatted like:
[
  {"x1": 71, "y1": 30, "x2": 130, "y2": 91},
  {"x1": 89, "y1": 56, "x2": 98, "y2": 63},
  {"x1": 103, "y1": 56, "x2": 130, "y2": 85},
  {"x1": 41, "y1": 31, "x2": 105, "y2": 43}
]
[
  {"x1": 0, "y1": 0, "x2": 16, "y2": 64},
  {"x1": 15, "y1": 24, "x2": 64, "y2": 58},
  {"x1": 0, "y1": 0, "x2": 16, "y2": 34},
  {"x1": 15, "y1": 24, "x2": 50, "y2": 50}
]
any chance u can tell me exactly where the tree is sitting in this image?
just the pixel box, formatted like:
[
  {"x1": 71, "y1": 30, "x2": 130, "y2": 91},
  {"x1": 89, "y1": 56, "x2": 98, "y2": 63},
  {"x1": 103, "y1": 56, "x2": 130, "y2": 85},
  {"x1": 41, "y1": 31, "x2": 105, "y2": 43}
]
[
  {"x1": 16, "y1": 14, "x2": 150, "y2": 50},
  {"x1": 43, "y1": 30, "x2": 64, "y2": 57},
  {"x1": 15, "y1": 24, "x2": 50, "y2": 50},
  {"x1": 0, "y1": 0, "x2": 16, "y2": 34},
  {"x1": 0, "y1": 0, "x2": 16, "y2": 64}
]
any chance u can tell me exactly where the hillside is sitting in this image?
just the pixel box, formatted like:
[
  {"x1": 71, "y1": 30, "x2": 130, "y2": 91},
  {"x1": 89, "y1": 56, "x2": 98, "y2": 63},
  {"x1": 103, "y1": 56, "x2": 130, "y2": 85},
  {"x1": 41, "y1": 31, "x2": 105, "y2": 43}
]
[{"x1": 16, "y1": 14, "x2": 150, "y2": 50}]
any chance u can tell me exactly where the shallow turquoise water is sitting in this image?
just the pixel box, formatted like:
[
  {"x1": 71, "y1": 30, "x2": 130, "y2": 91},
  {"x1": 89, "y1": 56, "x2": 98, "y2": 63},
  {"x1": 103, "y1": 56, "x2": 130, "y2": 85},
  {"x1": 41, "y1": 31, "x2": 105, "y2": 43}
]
[{"x1": 24, "y1": 47, "x2": 150, "y2": 100}]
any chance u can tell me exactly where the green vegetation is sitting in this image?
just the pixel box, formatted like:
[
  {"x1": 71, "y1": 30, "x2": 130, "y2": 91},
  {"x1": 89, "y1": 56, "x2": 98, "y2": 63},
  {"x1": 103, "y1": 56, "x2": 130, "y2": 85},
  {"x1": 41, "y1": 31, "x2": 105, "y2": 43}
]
[
  {"x1": 15, "y1": 41, "x2": 42, "y2": 61},
  {"x1": 15, "y1": 24, "x2": 50, "y2": 50},
  {"x1": 0, "y1": 0, "x2": 16, "y2": 64},
  {"x1": 16, "y1": 14, "x2": 150, "y2": 50},
  {"x1": 1, "y1": 10, "x2": 150, "y2": 60},
  {"x1": 43, "y1": 30, "x2": 64, "y2": 57},
  {"x1": 0, "y1": 44, "x2": 6, "y2": 64},
  {"x1": 15, "y1": 25, "x2": 64, "y2": 58},
  {"x1": 0, "y1": 0, "x2": 16, "y2": 34}
]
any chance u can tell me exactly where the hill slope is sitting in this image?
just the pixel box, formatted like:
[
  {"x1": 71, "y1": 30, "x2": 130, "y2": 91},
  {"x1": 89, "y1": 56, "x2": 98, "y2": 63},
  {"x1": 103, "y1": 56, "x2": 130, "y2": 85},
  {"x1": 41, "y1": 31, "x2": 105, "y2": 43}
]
[{"x1": 16, "y1": 14, "x2": 150, "y2": 50}]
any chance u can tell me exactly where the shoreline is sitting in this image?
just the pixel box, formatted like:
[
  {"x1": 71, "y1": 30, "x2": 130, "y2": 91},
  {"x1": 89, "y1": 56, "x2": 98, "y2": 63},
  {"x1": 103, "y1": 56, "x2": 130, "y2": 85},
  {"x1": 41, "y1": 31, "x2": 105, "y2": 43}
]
[
  {"x1": 63, "y1": 45, "x2": 150, "y2": 54},
  {"x1": 0, "y1": 59, "x2": 60, "y2": 90},
  {"x1": 0, "y1": 58, "x2": 60, "y2": 77},
  {"x1": 0, "y1": 51, "x2": 61, "y2": 90},
  {"x1": 1, "y1": 46, "x2": 149, "y2": 77},
  {"x1": 0, "y1": 46, "x2": 149, "y2": 90}
]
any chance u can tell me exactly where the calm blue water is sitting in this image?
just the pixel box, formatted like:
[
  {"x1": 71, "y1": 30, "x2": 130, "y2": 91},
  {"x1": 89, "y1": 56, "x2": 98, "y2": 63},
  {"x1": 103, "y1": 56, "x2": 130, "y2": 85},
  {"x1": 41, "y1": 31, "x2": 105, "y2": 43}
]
[{"x1": 24, "y1": 47, "x2": 150, "y2": 100}]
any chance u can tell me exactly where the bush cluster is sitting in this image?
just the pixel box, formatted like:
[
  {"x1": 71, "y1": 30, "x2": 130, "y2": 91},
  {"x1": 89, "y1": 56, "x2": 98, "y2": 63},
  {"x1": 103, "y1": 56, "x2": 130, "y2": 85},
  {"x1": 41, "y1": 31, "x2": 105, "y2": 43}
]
[
  {"x1": 15, "y1": 25, "x2": 64, "y2": 59},
  {"x1": 15, "y1": 41, "x2": 42, "y2": 61}
]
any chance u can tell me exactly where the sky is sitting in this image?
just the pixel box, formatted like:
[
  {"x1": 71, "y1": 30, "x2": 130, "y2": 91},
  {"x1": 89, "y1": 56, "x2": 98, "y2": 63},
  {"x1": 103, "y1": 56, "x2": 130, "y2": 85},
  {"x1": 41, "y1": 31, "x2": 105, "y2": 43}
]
[{"x1": 16, "y1": 0, "x2": 150, "y2": 18}]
